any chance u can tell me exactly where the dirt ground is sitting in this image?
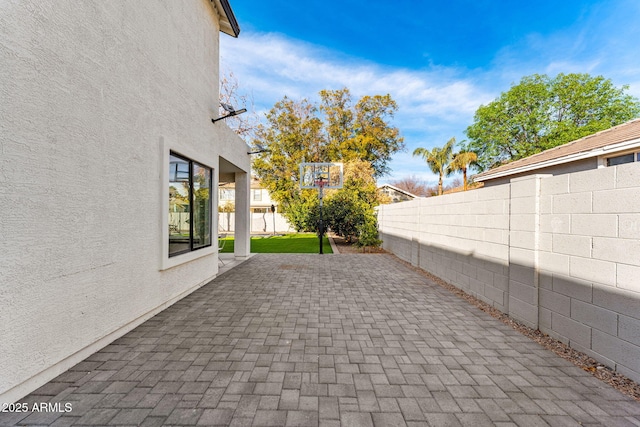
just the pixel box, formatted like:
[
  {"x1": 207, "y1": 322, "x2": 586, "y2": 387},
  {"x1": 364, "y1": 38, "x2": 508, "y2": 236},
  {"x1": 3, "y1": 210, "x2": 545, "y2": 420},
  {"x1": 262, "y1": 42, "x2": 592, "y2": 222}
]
[{"x1": 328, "y1": 233, "x2": 386, "y2": 254}]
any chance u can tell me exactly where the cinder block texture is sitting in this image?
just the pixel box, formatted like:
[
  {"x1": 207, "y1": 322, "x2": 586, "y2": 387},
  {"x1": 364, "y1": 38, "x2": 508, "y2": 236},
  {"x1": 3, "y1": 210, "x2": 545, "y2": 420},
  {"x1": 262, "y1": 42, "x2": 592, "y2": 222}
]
[
  {"x1": 551, "y1": 313, "x2": 592, "y2": 347},
  {"x1": 570, "y1": 299, "x2": 617, "y2": 335},
  {"x1": 509, "y1": 296, "x2": 538, "y2": 328},
  {"x1": 553, "y1": 193, "x2": 592, "y2": 214},
  {"x1": 570, "y1": 214, "x2": 617, "y2": 237},
  {"x1": 593, "y1": 285, "x2": 640, "y2": 319},
  {"x1": 617, "y1": 263, "x2": 640, "y2": 292},
  {"x1": 593, "y1": 237, "x2": 640, "y2": 265},
  {"x1": 615, "y1": 162, "x2": 640, "y2": 188},
  {"x1": 540, "y1": 174, "x2": 569, "y2": 196},
  {"x1": 378, "y1": 167, "x2": 640, "y2": 383},
  {"x1": 552, "y1": 234, "x2": 592, "y2": 257},
  {"x1": 540, "y1": 214, "x2": 571, "y2": 234},
  {"x1": 552, "y1": 274, "x2": 593, "y2": 303},
  {"x1": 619, "y1": 315, "x2": 640, "y2": 347},
  {"x1": 539, "y1": 289, "x2": 570, "y2": 317},
  {"x1": 593, "y1": 188, "x2": 640, "y2": 213},
  {"x1": 619, "y1": 214, "x2": 640, "y2": 239},
  {"x1": 538, "y1": 252, "x2": 569, "y2": 276},
  {"x1": 593, "y1": 330, "x2": 640, "y2": 377},
  {"x1": 569, "y1": 257, "x2": 616, "y2": 287},
  {"x1": 569, "y1": 166, "x2": 615, "y2": 193}
]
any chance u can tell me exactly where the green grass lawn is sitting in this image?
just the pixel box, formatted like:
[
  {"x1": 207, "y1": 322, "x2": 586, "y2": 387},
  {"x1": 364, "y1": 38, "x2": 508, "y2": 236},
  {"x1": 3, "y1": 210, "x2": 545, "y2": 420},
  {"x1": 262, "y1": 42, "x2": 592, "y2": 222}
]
[{"x1": 219, "y1": 233, "x2": 332, "y2": 254}]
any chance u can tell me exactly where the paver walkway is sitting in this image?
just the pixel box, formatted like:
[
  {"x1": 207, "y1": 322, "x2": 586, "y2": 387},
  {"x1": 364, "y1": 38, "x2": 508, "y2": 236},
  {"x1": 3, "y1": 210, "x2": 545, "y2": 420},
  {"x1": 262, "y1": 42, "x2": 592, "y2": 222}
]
[{"x1": 2, "y1": 254, "x2": 640, "y2": 426}]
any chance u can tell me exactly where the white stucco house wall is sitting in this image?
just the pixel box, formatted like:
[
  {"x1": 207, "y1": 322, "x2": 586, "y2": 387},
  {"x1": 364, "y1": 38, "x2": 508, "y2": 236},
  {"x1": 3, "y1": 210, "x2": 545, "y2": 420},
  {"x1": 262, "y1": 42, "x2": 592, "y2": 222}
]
[{"x1": 0, "y1": 0, "x2": 251, "y2": 403}]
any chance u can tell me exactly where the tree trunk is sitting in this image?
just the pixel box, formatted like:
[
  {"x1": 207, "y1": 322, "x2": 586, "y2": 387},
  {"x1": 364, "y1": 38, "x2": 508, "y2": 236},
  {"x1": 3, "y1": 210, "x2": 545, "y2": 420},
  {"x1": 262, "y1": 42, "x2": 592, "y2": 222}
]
[{"x1": 463, "y1": 168, "x2": 468, "y2": 191}]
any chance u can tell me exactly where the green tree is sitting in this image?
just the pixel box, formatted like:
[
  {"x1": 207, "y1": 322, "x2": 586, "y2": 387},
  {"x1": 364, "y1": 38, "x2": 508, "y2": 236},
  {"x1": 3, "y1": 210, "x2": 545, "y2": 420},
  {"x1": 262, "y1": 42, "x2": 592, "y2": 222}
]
[
  {"x1": 465, "y1": 73, "x2": 640, "y2": 171},
  {"x1": 320, "y1": 88, "x2": 404, "y2": 177},
  {"x1": 324, "y1": 160, "x2": 383, "y2": 246},
  {"x1": 448, "y1": 151, "x2": 477, "y2": 191},
  {"x1": 251, "y1": 96, "x2": 324, "y2": 215},
  {"x1": 412, "y1": 137, "x2": 455, "y2": 196},
  {"x1": 355, "y1": 212, "x2": 382, "y2": 249},
  {"x1": 251, "y1": 88, "x2": 404, "y2": 224},
  {"x1": 286, "y1": 192, "x2": 320, "y2": 232}
]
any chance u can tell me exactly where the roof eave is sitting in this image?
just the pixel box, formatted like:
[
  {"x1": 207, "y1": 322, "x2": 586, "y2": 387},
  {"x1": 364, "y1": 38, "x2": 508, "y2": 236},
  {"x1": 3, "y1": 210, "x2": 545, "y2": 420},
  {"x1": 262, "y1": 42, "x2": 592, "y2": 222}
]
[
  {"x1": 474, "y1": 138, "x2": 640, "y2": 182},
  {"x1": 211, "y1": 0, "x2": 240, "y2": 37},
  {"x1": 379, "y1": 184, "x2": 419, "y2": 199}
]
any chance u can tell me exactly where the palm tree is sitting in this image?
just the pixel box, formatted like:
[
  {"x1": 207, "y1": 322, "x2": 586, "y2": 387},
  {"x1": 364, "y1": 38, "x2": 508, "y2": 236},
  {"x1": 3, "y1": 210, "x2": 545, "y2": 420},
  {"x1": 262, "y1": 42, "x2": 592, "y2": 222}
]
[
  {"x1": 448, "y1": 151, "x2": 478, "y2": 191},
  {"x1": 412, "y1": 137, "x2": 455, "y2": 196}
]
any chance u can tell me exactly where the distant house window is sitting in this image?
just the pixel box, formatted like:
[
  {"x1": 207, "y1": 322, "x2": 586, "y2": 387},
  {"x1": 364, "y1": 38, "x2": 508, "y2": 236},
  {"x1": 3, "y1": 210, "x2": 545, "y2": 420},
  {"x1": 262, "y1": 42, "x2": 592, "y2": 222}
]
[
  {"x1": 168, "y1": 152, "x2": 212, "y2": 257},
  {"x1": 220, "y1": 188, "x2": 235, "y2": 201},
  {"x1": 253, "y1": 189, "x2": 262, "y2": 201},
  {"x1": 606, "y1": 152, "x2": 639, "y2": 167}
]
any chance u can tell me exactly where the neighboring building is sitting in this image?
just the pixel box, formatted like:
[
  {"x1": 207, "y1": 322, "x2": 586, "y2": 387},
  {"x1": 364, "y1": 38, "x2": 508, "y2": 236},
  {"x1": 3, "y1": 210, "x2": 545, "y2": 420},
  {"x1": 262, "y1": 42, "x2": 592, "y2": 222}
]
[
  {"x1": 379, "y1": 184, "x2": 420, "y2": 203},
  {"x1": 0, "y1": 1, "x2": 251, "y2": 402},
  {"x1": 474, "y1": 118, "x2": 640, "y2": 186},
  {"x1": 219, "y1": 177, "x2": 294, "y2": 233}
]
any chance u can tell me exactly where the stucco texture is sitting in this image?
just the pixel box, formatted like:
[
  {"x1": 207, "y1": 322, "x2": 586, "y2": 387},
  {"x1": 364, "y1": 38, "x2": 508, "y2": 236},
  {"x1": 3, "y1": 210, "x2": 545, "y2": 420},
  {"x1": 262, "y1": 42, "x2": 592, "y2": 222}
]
[{"x1": 0, "y1": 1, "x2": 249, "y2": 401}]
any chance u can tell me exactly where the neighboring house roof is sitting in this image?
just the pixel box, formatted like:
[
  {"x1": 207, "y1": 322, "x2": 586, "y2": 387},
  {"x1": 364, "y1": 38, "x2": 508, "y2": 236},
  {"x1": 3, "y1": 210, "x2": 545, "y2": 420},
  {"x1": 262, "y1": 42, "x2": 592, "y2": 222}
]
[
  {"x1": 378, "y1": 184, "x2": 419, "y2": 199},
  {"x1": 474, "y1": 118, "x2": 640, "y2": 182},
  {"x1": 211, "y1": 0, "x2": 240, "y2": 37}
]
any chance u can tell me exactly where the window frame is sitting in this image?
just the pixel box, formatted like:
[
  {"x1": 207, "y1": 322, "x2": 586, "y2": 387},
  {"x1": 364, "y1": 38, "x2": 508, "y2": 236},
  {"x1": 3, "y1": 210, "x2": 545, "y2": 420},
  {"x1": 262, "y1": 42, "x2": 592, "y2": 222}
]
[
  {"x1": 168, "y1": 151, "x2": 213, "y2": 259},
  {"x1": 219, "y1": 188, "x2": 235, "y2": 201},
  {"x1": 605, "y1": 150, "x2": 640, "y2": 167}
]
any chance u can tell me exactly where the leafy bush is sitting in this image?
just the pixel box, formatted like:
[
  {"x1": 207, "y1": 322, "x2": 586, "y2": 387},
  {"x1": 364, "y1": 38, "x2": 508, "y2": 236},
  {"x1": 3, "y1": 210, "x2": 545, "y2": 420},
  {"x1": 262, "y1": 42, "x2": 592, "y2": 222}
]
[
  {"x1": 280, "y1": 160, "x2": 383, "y2": 248},
  {"x1": 355, "y1": 212, "x2": 382, "y2": 248},
  {"x1": 283, "y1": 191, "x2": 319, "y2": 232}
]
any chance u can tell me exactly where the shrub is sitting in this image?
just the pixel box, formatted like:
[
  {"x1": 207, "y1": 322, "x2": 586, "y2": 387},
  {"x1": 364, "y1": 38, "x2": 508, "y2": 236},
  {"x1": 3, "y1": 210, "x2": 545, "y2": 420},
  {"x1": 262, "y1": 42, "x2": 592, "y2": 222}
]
[{"x1": 355, "y1": 213, "x2": 382, "y2": 249}]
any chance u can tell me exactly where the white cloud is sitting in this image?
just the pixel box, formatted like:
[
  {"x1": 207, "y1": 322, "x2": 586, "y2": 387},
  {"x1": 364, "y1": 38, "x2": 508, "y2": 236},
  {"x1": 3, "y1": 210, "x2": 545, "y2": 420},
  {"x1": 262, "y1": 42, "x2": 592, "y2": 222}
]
[
  {"x1": 221, "y1": 11, "x2": 640, "y2": 183},
  {"x1": 220, "y1": 32, "x2": 497, "y2": 186},
  {"x1": 220, "y1": 32, "x2": 493, "y2": 140}
]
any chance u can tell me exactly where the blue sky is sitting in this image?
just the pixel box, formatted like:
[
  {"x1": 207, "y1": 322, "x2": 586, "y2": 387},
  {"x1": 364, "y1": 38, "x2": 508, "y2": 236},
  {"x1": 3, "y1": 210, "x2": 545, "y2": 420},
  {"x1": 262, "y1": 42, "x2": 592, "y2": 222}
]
[{"x1": 220, "y1": 0, "x2": 640, "y2": 185}]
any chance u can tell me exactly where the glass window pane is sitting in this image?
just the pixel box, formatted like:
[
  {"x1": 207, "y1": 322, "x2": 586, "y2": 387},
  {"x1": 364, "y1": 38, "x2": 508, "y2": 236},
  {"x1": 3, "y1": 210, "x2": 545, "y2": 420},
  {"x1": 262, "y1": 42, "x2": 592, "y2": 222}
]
[
  {"x1": 169, "y1": 154, "x2": 190, "y2": 182},
  {"x1": 192, "y1": 162, "x2": 212, "y2": 249},
  {"x1": 169, "y1": 154, "x2": 191, "y2": 256},
  {"x1": 220, "y1": 189, "x2": 235, "y2": 200},
  {"x1": 607, "y1": 153, "x2": 634, "y2": 166}
]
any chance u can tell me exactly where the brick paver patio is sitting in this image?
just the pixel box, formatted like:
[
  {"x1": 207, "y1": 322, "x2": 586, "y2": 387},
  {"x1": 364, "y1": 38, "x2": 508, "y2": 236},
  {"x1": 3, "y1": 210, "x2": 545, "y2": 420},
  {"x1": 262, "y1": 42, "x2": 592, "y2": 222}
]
[{"x1": 2, "y1": 254, "x2": 639, "y2": 426}]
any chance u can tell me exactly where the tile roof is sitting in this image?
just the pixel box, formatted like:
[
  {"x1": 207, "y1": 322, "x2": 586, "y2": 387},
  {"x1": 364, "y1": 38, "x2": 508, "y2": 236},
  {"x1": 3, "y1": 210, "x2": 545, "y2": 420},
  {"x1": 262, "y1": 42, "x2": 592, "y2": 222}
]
[{"x1": 474, "y1": 118, "x2": 640, "y2": 181}]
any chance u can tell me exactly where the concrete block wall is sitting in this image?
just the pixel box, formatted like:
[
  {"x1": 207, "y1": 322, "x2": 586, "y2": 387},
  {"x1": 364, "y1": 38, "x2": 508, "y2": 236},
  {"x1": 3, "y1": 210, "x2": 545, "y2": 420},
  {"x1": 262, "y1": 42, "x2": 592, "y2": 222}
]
[
  {"x1": 537, "y1": 163, "x2": 640, "y2": 381},
  {"x1": 507, "y1": 176, "x2": 543, "y2": 329},
  {"x1": 378, "y1": 162, "x2": 640, "y2": 382},
  {"x1": 378, "y1": 185, "x2": 511, "y2": 311}
]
